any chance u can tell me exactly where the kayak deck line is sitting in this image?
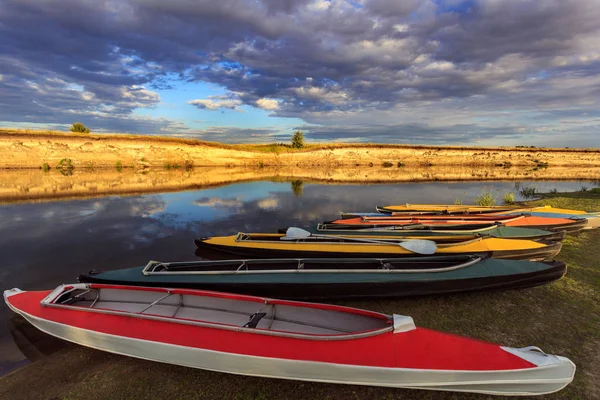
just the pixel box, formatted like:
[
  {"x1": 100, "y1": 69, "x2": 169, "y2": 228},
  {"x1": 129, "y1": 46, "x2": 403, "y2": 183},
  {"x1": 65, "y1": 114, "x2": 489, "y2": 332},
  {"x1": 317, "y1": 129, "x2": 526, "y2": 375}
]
[{"x1": 139, "y1": 256, "x2": 485, "y2": 275}]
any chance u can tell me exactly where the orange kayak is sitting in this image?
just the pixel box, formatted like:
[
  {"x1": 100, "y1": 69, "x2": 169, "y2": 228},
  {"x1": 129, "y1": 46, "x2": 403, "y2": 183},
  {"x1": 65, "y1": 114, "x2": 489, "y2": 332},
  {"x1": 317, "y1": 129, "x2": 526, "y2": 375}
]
[
  {"x1": 329, "y1": 215, "x2": 588, "y2": 233},
  {"x1": 360, "y1": 214, "x2": 525, "y2": 222}
]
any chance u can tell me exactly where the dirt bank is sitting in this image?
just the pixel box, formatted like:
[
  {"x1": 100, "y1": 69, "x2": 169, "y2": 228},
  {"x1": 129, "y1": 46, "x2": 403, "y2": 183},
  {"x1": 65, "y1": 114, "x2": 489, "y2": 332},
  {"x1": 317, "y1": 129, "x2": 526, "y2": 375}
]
[
  {"x1": 1, "y1": 129, "x2": 599, "y2": 169},
  {"x1": 1, "y1": 165, "x2": 599, "y2": 203}
]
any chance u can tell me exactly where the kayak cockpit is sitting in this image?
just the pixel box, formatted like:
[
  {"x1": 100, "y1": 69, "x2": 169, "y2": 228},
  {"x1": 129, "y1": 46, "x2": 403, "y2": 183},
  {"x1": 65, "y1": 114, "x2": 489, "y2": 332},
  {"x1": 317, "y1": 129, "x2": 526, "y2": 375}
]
[{"x1": 42, "y1": 284, "x2": 395, "y2": 338}]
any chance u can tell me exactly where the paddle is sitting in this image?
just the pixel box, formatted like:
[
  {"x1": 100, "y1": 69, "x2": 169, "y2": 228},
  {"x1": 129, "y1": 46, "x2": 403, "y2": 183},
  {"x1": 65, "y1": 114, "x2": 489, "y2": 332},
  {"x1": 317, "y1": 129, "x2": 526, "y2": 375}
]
[{"x1": 283, "y1": 227, "x2": 438, "y2": 255}]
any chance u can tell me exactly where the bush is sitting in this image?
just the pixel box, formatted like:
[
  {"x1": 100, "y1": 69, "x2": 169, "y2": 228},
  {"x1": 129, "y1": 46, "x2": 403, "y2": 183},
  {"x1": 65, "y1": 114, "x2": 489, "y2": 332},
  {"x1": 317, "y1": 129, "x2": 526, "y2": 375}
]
[
  {"x1": 69, "y1": 122, "x2": 90, "y2": 133},
  {"x1": 42, "y1": 163, "x2": 50, "y2": 172},
  {"x1": 57, "y1": 158, "x2": 74, "y2": 176},
  {"x1": 519, "y1": 186, "x2": 537, "y2": 199},
  {"x1": 503, "y1": 192, "x2": 515, "y2": 204},
  {"x1": 397, "y1": 162, "x2": 405, "y2": 167},
  {"x1": 291, "y1": 131, "x2": 304, "y2": 149},
  {"x1": 382, "y1": 161, "x2": 394, "y2": 167},
  {"x1": 57, "y1": 158, "x2": 73, "y2": 170},
  {"x1": 164, "y1": 162, "x2": 181, "y2": 169},
  {"x1": 116, "y1": 161, "x2": 123, "y2": 172},
  {"x1": 474, "y1": 186, "x2": 497, "y2": 206}
]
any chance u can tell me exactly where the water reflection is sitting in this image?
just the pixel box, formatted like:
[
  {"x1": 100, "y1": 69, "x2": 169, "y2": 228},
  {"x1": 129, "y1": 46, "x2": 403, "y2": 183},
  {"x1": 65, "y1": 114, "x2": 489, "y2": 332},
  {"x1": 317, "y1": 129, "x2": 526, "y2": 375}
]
[
  {"x1": 9, "y1": 315, "x2": 70, "y2": 362},
  {"x1": 0, "y1": 178, "x2": 596, "y2": 375}
]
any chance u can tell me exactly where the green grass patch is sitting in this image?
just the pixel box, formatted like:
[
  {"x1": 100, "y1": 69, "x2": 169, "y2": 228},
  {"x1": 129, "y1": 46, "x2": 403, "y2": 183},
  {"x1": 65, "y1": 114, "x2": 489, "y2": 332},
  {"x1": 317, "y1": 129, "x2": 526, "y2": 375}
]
[
  {"x1": 474, "y1": 186, "x2": 497, "y2": 206},
  {"x1": 502, "y1": 192, "x2": 515, "y2": 204}
]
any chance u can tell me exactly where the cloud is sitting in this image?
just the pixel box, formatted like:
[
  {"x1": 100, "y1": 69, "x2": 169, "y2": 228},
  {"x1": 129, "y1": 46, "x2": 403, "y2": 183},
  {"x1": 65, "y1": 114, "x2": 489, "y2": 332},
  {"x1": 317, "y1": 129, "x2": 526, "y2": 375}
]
[
  {"x1": 257, "y1": 198, "x2": 279, "y2": 209},
  {"x1": 188, "y1": 98, "x2": 243, "y2": 111},
  {"x1": 194, "y1": 197, "x2": 243, "y2": 208},
  {"x1": 1, "y1": 0, "x2": 599, "y2": 145},
  {"x1": 183, "y1": 126, "x2": 286, "y2": 143},
  {"x1": 255, "y1": 98, "x2": 279, "y2": 110}
]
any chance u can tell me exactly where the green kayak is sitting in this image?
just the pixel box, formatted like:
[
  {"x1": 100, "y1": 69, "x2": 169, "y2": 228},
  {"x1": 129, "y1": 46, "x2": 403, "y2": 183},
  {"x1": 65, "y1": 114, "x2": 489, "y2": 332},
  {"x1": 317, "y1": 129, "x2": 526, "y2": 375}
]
[
  {"x1": 310, "y1": 223, "x2": 567, "y2": 242},
  {"x1": 79, "y1": 256, "x2": 567, "y2": 300}
]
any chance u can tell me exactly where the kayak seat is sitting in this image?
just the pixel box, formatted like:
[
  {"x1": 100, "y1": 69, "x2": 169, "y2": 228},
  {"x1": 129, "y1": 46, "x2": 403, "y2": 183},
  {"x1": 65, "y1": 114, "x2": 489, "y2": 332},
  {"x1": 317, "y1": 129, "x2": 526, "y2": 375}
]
[{"x1": 244, "y1": 312, "x2": 267, "y2": 328}]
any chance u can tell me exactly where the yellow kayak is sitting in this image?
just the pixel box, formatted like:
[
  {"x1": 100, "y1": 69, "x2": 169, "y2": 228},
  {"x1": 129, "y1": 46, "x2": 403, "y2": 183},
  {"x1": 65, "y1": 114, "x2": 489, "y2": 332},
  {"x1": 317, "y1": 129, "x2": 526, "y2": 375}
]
[
  {"x1": 195, "y1": 233, "x2": 562, "y2": 261},
  {"x1": 377, "y1": 204, "x2": 589, "y2": 215}
]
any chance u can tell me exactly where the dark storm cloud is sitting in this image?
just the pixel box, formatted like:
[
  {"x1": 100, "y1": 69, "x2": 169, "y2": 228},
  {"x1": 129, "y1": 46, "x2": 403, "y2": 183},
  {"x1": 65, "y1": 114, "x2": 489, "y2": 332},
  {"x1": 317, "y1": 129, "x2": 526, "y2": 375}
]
[
  {"x1": 1, "y1": 0, "x2": 599, "y2": 144},
  {"x1": 431, "y1": 1, "x2": 600, "y2": 63}
]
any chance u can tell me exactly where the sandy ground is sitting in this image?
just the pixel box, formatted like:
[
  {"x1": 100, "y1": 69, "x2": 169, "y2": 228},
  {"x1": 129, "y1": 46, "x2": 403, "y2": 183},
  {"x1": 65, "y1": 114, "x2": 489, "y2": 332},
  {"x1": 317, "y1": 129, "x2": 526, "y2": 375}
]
[{"x1": 1, "y1": 130, "x2": 599, "y2": 169}]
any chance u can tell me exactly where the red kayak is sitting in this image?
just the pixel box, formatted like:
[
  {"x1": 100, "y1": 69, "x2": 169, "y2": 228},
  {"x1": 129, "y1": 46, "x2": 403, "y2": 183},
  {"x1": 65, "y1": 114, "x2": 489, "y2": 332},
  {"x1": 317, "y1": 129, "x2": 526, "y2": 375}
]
[
  {"x1": 330, "y1": 215, "x2": 587, "y2": 232},
  {"x1": 4, "y1": 284, "x2": 574, "y2": 395}
]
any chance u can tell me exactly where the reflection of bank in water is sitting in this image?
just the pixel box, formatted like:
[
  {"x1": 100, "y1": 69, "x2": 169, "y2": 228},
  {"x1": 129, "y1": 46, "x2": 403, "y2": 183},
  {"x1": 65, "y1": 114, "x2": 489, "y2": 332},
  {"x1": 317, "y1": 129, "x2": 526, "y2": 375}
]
[
  {"x1": 9, "y1": 314, "x2": 71, "y2": 362},
  {"x1": 0, "y1": 166, "x2": 599, "y2": 204}
]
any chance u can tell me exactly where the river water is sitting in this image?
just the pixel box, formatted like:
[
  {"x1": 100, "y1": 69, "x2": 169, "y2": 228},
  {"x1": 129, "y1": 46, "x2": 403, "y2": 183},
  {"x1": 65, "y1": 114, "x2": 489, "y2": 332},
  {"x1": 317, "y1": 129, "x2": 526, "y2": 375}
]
[{"x1": 0, "y1": 178, "x2": 594, "y2": 375}]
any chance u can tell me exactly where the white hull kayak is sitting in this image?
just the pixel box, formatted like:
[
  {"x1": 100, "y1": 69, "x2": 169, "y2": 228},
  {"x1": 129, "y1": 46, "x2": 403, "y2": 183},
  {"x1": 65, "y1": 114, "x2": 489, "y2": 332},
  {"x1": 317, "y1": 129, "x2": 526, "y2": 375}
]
[{"x1": 4, "y1": 286, "x2": 575, "y2": 396}]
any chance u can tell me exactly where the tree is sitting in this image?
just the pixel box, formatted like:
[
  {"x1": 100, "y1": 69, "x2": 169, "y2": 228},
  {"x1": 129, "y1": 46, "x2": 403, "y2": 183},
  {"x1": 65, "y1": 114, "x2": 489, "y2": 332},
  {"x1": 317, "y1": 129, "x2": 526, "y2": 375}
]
[
  {"x1": 291, "y1": 179, "x2": 304, "y2": 197},
  {"x1": 291, "y1": 130, "x2": 304, "y2": 148},
  {"x1": 70, "y1": 122, "x2": 90, "y2": 133}
]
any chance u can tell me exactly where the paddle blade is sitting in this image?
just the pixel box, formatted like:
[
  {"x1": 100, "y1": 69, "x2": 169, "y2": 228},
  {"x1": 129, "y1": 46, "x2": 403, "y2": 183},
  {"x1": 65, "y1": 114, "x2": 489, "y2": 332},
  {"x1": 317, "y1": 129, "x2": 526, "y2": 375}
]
[
  {"x1": 399, "y1": 240, "x2": 437, "y2": 255},
  {"x1": 285, "y1": 227, "x2": 312, "y2": 239}
]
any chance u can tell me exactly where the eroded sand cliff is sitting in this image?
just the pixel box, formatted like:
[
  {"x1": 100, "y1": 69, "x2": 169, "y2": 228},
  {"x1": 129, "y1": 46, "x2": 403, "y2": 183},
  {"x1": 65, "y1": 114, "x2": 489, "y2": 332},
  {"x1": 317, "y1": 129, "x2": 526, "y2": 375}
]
[{"x1": 1, "y1": 130, "x2": 598, "y2": 170}]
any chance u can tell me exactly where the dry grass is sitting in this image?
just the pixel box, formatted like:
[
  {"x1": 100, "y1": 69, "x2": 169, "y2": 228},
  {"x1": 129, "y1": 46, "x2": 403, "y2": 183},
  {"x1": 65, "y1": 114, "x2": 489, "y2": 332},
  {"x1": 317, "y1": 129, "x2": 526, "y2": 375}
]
[
  {"x1": 0, "y1": 128, "x2": 236, "y2": 149},
  {"x1": 2, "y1": 128, "x2": 599, "y2": 153}
]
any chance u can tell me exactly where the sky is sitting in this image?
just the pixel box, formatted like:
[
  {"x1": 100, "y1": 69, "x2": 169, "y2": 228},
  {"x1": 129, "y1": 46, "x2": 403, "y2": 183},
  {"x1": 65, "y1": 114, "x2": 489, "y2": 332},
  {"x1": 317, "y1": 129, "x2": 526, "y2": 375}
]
[{"x1": 1, "y1": 0, "x2": 599, "y2": 147}]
